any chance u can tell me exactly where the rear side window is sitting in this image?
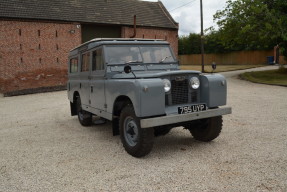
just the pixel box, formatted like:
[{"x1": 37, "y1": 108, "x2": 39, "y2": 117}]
[
  {"x1": 70, "y1": 58, "x2": 78, "y2": 73},
  {"x1": 81, "y1": 53, "x2": 90, "y2": 72},
  {"x1": 92, "y1": 48, "x2": 104, "y2": 71}
]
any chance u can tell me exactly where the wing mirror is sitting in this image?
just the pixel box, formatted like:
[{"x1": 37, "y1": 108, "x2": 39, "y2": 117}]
[
  {"x1": 124, "y1": 64, "x2": 136, "y2": 78},
  {"x1": 124, "y1": 65, "x2": 132, "y2": 74}
]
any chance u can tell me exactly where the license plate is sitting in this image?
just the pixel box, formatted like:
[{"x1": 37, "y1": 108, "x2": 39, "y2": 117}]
[{"x1": 178, "y1": 104, "x2": 207, "y2": 114}]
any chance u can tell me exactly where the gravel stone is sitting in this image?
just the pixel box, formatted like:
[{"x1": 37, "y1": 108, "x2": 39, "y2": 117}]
[{"x1": 0, "y1": 66, "x2": 286, "y2": 192}]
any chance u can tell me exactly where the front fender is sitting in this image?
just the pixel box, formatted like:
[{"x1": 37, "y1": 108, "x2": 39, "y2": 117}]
[
  {"x1": 200, "y1": 74, "x2": 227, "y2": 108},
  {"x1": 105, "y1": 79, "x2": 165, "y2": 117},
  {"x1": 136, "y1": 79, "x2": 165, "y2": 117}
]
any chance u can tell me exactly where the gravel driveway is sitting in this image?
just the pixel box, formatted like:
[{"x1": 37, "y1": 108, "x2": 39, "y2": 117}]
[{"x1": 0, "y1": 66, "x2": 286, "y2": 192}]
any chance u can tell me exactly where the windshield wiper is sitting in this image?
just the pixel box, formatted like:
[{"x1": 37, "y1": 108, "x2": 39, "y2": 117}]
[
  {"x1": 125, "y1": 60, "x2": 143, "y2": 64},
  {"x1": 159, "y1": 56, "x2": 172, "y2": 63}
]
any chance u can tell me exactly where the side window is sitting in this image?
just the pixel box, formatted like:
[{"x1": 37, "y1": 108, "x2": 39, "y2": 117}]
[
  {"x1": 81, "y1": 52, "x2": 90, "y2": 72},
  {"x1": 70, "y1": 57, "x2": 78, "y2": 73},
  {"x1": 92, "y1": 48, "x2": 104, "y2": 71}
]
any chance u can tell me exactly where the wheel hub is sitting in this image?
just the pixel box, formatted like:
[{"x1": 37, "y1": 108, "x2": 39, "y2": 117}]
[{"x1": 124, "y1": 117, "x2": 139, "y2": 147}]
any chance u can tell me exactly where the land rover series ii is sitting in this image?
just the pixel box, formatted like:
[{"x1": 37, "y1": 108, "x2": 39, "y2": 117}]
[{"x1": 67, "y1": 38, "x2": 231, "y2": 157}]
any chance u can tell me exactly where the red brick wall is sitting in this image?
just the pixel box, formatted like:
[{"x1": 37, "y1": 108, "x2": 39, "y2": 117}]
[
  {"x1": 121, "y1": 26, "x2": 178, "y2": 58},
  {"x1": 0, "y1": 20, "x2": 178, "y2": 94},
  {"x1": 0, "y1": 20, "x2": 81, "y2": 93}
]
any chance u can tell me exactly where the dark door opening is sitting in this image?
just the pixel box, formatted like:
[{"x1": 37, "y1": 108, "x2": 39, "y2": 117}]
[{"x1": 81, "y1": 24, "x2": 121, "y2": 43}]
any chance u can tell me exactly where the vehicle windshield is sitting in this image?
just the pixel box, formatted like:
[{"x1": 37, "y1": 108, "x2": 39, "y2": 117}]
[{"x1": 105, "y1": 45, "x2": 175, "y2": 64}]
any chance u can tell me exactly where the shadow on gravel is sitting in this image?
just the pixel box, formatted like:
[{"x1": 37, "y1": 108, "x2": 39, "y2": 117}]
[
  {"x1": 86, "y1": 121, "x2": 113, "y2": 137},
  {"x1": 64, "y1": 119, "x2": 219, "y2": 158},
  {"x1": 64, "y1": 117, "x2": 114, "y2": 139},
  {"x1": 151, "y1": 128, "x2": 218, "y2": 157}
]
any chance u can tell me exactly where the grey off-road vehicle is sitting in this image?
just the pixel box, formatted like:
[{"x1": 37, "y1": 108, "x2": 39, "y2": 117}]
[{"x1": 67, "y1": 38, "x2": 231, "y2": 157}]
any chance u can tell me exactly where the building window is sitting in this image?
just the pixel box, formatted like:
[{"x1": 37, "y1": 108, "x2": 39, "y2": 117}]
[
  {"x1": 19, "y1": 29, "x2": 21, "y2": 36},
  {"x1": 38, "y1": 30, "x2": 41, "y2": 37},
  {"x1": 57, "y1": 58, "x2": 59, "y2": 63},
  {"x1": 92, "y1": 48, "x2": 104, "y2": 71},
  {"x1": 21, "y1": 57, "x2": 23, "y2": 63},
  {"x1": 38, "y1": 44, "x2": 41, "y2": 50},
  {"x1": 56, "y1": 30, "x2": 58, "y2": 37},
  {"x1": 81, "y1": 53, "x2": 90, "y2": 72},
  {"x1": 56, "y1": 44, "x2": 59, "y2": 50},
  {"x1": 142, "y1": 34, "x2": 145, "y2": 38},
  {"x1": 20, "y1": 44, "x2": 22, "y2": 50},
  {"x1": 70, "y1": 58, "x2": 78, "y2": 73}
]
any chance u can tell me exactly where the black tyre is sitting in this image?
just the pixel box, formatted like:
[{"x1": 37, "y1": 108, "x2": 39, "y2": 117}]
[
  {"x1": 112, "y1": 117, "x2": 120, "y2": 136},
  {"x1": 119, "y1": 105, "x2": 154, "y2": 157},
  {"x1": 187, "y1": 116, "x2": 222, "y2": 142},
  {"x1": 76, "y1": 97, "x2": 92, "y2": 126}
]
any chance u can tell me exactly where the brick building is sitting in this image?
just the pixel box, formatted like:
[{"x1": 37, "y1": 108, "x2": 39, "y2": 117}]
[{"x1": 0, "y1": 0, "x2": 178, "y2": 95}]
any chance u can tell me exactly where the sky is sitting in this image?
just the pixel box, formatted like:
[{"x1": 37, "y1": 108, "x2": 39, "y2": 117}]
[{"x1": 143, "y1": 0, "x2": 228, "y2": 36}]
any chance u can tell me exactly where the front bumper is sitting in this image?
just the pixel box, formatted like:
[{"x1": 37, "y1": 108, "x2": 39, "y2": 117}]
[{"x1": 140, "y1": 107, "x2": 232, "y2": 128}]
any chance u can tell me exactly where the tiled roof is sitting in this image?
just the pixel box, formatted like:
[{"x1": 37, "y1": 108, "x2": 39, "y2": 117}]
[{"x1": 0, "y1": 0, "x2": 178, "y2": 29}]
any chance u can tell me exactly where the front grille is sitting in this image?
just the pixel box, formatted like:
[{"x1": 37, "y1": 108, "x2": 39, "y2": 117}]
[
  {"x1": 191, "y1": 90, "x2": 197, "y2": 102},
  {"x1": 165, "y1": 76, "x2": 199, "y2": 106},
  {"x1": 171, "y1": 79, "x2": 189, "y2": 104}
]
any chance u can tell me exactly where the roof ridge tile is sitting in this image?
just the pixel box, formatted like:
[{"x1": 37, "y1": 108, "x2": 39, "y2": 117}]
[{"x1": 0, "y1": 0, "x2": 178, "y2": 29}]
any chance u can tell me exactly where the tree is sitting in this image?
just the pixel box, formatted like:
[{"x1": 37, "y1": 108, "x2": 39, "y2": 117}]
[
  {"x1": 212, "y1": 0, "x2": 287, "y2": 57},
  {"x1": 179, "y1": 32, "x2": 229, "y2": 55},
  {"x1": 204, "y1": 30, "x2": 228, "y2": 53},
  {"x1": 178, "y1": 33, "x2": 201, "y2": 55}
]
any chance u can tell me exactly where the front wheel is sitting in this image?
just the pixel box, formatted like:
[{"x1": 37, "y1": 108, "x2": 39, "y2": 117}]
[
  {"x1": 119, "y1": 105, "x2": 154, "y2": 157},
  {"x1": 186, "y1": 116, "x2": 223, "y2": 142}
]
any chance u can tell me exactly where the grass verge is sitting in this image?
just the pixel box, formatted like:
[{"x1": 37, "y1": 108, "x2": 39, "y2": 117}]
[
  {"x1": 180, "y1": 65, "x2": 265, "y2": 72},
  {"x1": 240, "y1": 68, "x2": 287, "y2": 86}
]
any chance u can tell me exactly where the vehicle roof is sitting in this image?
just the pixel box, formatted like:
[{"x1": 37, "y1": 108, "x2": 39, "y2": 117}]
[{"x1": 69, "y1": 38, "x2": 170, "y2": 56}]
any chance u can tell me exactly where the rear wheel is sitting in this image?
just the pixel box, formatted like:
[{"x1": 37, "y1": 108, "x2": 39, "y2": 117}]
[
  {"x1": 76, "y1": 97, "x2": 92, "y2": 126},
  {"x1": 186, "y1": 116, "x2": 222, "y2": 142},
  {"x1": 120, "y1": 105, "x2": 154, "y2": 157}
]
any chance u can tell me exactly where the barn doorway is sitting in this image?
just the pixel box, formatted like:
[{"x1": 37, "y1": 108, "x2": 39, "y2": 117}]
[{"x1": 81, "y1": 24, "x2": 121, "y2": 43}]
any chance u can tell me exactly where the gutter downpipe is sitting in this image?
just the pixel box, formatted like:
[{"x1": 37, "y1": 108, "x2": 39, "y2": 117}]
[{"x1": 130, "y1": 15, "x2": 137, "y2": 38}]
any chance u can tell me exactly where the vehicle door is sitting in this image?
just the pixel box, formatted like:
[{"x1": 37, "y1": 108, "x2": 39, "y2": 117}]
[
  {"x1": 90, "y1": 47, "x2": 106, "y2": 111},
  {"x1": 79, "y1": 51, "x2": 91, "y2": 107}
]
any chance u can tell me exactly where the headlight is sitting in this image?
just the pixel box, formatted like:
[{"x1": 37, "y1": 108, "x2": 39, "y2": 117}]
[
  {"x1": 190, "y1": 77, "x2": 200, "y2": 89},
  {"x1": 162, "y1": 79, "x2": 171, "y2": 92}
]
